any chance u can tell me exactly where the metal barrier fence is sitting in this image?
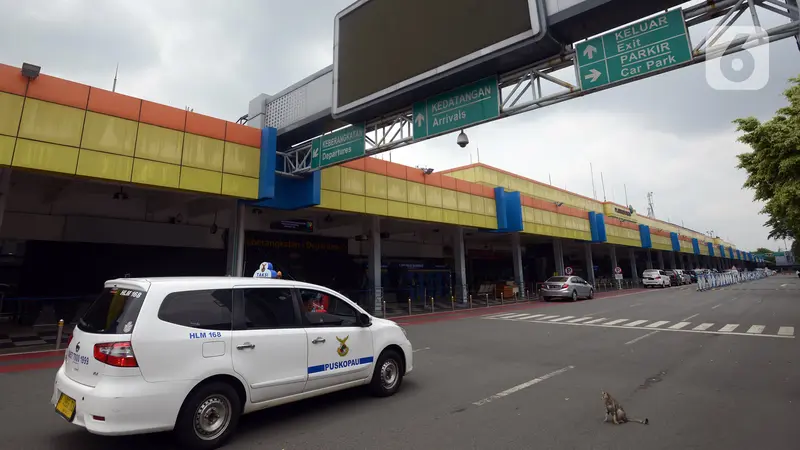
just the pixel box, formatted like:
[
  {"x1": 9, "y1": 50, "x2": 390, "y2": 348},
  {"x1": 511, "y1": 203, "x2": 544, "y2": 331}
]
[{"x1": 696, "y1": 270, "x2": 770, "y2": 291}]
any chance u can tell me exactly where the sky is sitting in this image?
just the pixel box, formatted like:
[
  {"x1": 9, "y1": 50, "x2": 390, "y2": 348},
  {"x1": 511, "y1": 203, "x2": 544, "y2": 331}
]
[{"x1": 0, "y1": 0, "x2": 797, "y2": 251}]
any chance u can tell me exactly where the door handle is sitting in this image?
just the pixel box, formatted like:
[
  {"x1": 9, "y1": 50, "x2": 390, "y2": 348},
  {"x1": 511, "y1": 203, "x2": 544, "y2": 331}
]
[
  {"x1": 236, "y1": 342, "x2": 255, "y2": 350},
  {"x1": 312, "y1": 337, "x2": 326, "y2": 344}
]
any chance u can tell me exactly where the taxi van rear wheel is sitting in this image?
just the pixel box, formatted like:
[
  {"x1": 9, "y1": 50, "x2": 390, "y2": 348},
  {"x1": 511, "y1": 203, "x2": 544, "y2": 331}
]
[
  {"x1": 369, "y1": 349, "x2": 404, "y2": 397},
  {"x1": 175, "y1": 381, "x2": 241, "y2": 450}
]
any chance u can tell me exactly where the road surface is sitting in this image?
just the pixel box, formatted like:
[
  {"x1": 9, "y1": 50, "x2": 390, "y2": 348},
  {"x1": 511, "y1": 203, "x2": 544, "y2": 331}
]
[{"x1": 1, "y1": 276, "x2": 797, "y2": 449}]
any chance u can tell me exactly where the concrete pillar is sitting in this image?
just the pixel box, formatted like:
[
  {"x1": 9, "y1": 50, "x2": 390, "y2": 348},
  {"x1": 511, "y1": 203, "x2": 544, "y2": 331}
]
[
  {"x1": 629, "y1": 248, "x2": 639, "y2": 282},
  {"x1": 668, "y1": 251, "x2": 676, "y2": 269},
  {"x1": 584, "y1": 243, "x2": 595, "y2": 286},
  {"x1": 367, "y1": 216, "x2": 383, "y2": 314},
  {"x1": 226, "y1": 200, "x2": 246, "y2": 277},
  {"x1": 453, "y1": 227, "x2": 468, "y2": 303},
  {"x1": 646, "y1": 249, "x2": 654, "y2": 269},
  {"x1": 704, "y1": 255, "x2": 711, "y2": 269},
  {"x1": 657, "y1": 251, "x2": 665, "y2": 269},
  {"x1": 511, "y1": 233, "x2": 525, "y2": 297},
  {"x1": 610, "y1": 245, "x2": 619, "y2": 272},
  {"x1": 553, "y1": 239, "x2": 565, "y2": 275},
  {"x1": 693, "y1": 254, "x2": 700, "y2": 269}
]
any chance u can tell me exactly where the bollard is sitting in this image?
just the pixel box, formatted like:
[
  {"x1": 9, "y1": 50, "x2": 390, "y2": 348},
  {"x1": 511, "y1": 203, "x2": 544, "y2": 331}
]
[
  {"x1": 431, "y1": 296, "x2": 435, "y2": 313},
  {"x1": 469, "y1": 294, "x2": 473, "y2": 309},
  {"x1": 383, "y1": 301, "x2": 386, "y2": 319},
  {"x1": 55, "y1": 319, "x2": 64, "y2": 350},
  {"x1": 451, "y1": 295, "x2": 455, "y2": 311},
  {"x1": 408, "y1": 298, "x2": 412, "y2": 316}
]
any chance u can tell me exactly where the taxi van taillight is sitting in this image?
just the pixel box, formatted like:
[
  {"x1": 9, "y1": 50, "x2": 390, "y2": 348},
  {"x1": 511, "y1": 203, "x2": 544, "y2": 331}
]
[{"x1": 94, "y1": 342, "x2": 138, "y2": 367}]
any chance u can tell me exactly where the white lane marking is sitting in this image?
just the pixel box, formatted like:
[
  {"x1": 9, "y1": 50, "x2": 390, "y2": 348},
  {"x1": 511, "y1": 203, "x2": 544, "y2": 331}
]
[
  {"x1": 604, "y1": 319, "x2": 628, "y2": 325},
  {"x1": 719, "y1": 324, "x2": 739, "y2": 332},
  {"x1": 629, "y1": 303, "x2": 643, "y2": 308},
  {"x1": 711, "y1": 304, "x2": 722, "y2": 309},
  {"x1": 584, "y1": 318, "x2": 608, "y2": 324},
  {"x1": 567, "y1": 317, "x2": 593, "y2": 323},
  {"x1": 625, "y1": 330, "x2": 660, "y2": 345},
  {"x1": 549, "y1": 316, "x2": 575, "y2": 322},
  {"x1": 510, "y1": 314, "x2": 544, "y2": 320},
  {"x1": 482, "y1": 313, "x2": 518, "y2": 318},
  {"x1": 413, "y1": 347, "x2": 431, "y2": 353},
  {"x1": 781, "y1": 283, "x2": 789, "y2": 288},
  {"x1": 682, "y1": 313, "x2": 700, "y2": 321},
  {"x1": 472, "y1": 366, "x2": 575, "y2": 407},
  {"x1": 539, "y1": 315, "x2": 560, "y2": 321},
  {"x1": 502, "y1": 313, "x2": 535, "y2": 319},
  {"x1": 645, "y1": 321, "x2": 670, "y2": 328},
  {"x1": 624, "y1": 320, "x2": 649, "y2": 327},
  {"x1": 778, "y1": 326, "x2": 795, "y2": 336},
  {"x1": 693, "y1": 323, "x2": 714, "y2": 331},
  {"x1": 483, "y1": 316, "x2": 793, "y2": 339},
  {"x1": 747, "y1": 325, "x2": 765, "y2": 334}
]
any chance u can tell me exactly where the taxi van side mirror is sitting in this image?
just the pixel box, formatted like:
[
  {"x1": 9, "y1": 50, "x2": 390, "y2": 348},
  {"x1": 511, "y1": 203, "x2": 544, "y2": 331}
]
[{"x1": 358, "y1": 313, "x2": 372, "y2": 327}]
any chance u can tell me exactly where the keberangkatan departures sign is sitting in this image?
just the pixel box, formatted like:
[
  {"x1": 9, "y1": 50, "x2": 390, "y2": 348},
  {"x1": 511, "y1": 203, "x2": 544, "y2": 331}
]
[{"x1": 332, "y1": 0, "x2": 548, "y2": 121}]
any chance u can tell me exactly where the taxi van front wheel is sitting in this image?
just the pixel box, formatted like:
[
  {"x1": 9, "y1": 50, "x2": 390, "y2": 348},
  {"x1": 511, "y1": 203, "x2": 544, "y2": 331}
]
[
  {"x1": 369, "y1": 349, "x2": 404, "y2": 397},
  {"x1": 174, "y1": 381, "x2": 241, "y2": 450}
]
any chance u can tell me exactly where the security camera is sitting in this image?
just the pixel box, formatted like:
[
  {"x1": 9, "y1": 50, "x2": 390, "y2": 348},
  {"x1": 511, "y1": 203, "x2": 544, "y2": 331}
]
[{"x1": 456, "y1": 130, "x2": 469, "y2": 148}]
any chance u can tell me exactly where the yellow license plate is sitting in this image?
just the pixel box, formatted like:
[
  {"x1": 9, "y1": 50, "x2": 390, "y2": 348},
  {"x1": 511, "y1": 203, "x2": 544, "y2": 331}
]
[{"x1": 55, "y1": 392, "x2": 76, "y2": 422}]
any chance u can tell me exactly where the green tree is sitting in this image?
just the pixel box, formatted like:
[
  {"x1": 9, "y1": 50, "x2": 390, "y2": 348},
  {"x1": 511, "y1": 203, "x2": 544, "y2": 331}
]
[{"x1": 735, "y1": 76, "x2": 800, "y2": 240}]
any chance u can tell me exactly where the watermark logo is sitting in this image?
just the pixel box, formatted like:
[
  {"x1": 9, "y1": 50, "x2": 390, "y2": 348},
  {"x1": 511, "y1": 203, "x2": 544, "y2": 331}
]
[{"x1": 705, "y1": 25, "x2": 770, "y2": 91}]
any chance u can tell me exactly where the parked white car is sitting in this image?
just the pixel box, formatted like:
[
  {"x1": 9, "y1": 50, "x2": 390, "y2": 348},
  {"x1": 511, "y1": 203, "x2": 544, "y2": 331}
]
[
  {"x1": 642, "y1": 269, "x2": 671, "y2": 288},
  {"x1": 52, "y1": 277, "x2": 413, "y2": 449}
]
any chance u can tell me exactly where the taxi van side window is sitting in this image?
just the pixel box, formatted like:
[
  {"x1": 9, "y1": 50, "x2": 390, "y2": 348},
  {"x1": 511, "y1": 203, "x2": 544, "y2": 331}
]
[
  {"x1": 298, "y1": 289, "x2": 358, "y2": 327},
  {"x1": 158, "y1": 289, "x2": 233, "y2": 331},
  {"x1": 237, "y1": 288, "x2": 299, "y2": 330}
]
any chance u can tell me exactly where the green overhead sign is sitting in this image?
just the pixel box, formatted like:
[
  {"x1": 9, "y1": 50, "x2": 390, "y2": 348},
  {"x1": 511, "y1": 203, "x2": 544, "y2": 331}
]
[
  {"x1": 310, "y1": 124, "x2": 366, "y2": 170},
  {"x1": 575, "y1": 9, "x2": 693, "y2": 90},
  {"x1": 412, "y1": 76, "x2": 500, "y2": 140}
]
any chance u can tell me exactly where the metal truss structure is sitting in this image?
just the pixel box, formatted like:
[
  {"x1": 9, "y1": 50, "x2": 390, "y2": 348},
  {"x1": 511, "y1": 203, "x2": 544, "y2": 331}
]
[{"x1": 278, "y1": 0, "x2": 800, "y2": 176}]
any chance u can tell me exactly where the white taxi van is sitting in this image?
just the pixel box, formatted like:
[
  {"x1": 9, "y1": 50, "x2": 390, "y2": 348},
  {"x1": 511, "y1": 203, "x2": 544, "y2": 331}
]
[{"x1": 52, "y1": 277, "x2": 413, "y2": 449}]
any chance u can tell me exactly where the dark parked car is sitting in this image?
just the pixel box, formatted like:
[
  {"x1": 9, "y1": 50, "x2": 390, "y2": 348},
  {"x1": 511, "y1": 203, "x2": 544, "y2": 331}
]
[
  {"x1": 664, "y1": 270, "x2": 680, "y2": 285},
  {"x1": 686, "y1": 271, "x2": 698, "y2": 283}
]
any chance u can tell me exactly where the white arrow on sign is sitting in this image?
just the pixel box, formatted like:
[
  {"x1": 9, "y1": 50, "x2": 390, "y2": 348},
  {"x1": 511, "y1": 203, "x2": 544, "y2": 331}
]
[
  {"x1": 583, "y1": 44, "x2": 597, "y2": 59},
  {"x1": 584, "y1": 68, "x2": 602, "y2": 83},
  {"x1": 415, "y1": 113, "x2": 425, "y2": 127},
  {"x1": 312, "y1": 147, "x2": 319, "y2": 158}
]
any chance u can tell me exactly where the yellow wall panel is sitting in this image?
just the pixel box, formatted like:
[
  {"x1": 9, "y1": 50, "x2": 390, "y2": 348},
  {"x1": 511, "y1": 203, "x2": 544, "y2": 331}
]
[
  {"x1": 407, "y1": 181, "x2": 426, "y2": 205},
  {"x1": 472, "y1": 214, "x2": 485, "y2": 228},
  {"x1": 183, "y1": 133, "x2": 224, "y2": 171},
  {"x1": 321, "y1": 167, "x2": 341, "y2": 192},
  {"x1": 523, "y1": 206, "x2": 534, "y2": 223},
  {"x1": 387, "y1": 200, "x2": 408, "y2": 218},
  {"x1": 76, "y1": 149, "x2": 132, "y2": 182},
  {"x1": 441, "y1": 189, "x2": 458, "y2": 210},
  {"x1": 426, "y1": 207, "x2": 443, "y2": 223},
  {"x1": 131, "y1": 159, "x2": 180, "y2": 189},
  {"x1": 319, "y1": 189, "x2": 341, "y2": 210},
  {"x1": 457, "y1": 192, "x2": 471, "y2": 212},
  {"x1": 0, "y1": 92, "x2": 24, "y2": 136},
  {"x1": 222, "y1": 142, "x2": 260, "y2": 177},
  {"x1": 365, "y1": 197, "x2": 388, "y2": 216},
  {"x1": 135, "y1": 123, "x2": 183, "y2": 165},
  {"x1": 387, "y1": 177, "x2": 407, "y2": 202},
  {"x1": 81, "y1": 112, "x2": 137, "y2": 157},
  {"x1": 443, "y1": 209, "x2": 458, "y2": 224},
  {"x1": 222, "y1": 173, "x2": 259, "y2": 199},
  {"x1": 460, "y1": 167, "x2": 476, "y2": 182},
  {"x1": 485, "y1": 216, "x2": 498, "y2": 229},
  {"x1": 340, "y1": 193, "x2": 366, "y2": 213},
  {"x1": 425, "y1": 185, "x2": 442, "y2": 208},
  {"x1": 458, "y1": 211, "x2": 473, "y2": 226},
  {"x1": 408, "y1": 204, "x2": 426, "y2": 221},
  {"x1": 180, "y1": 166, "x2": 222, "y2": 194},
  {"x1": 471, "y1": 195, "x2": 485, "y2": 215},
  {"x1": 13, "y1": 139, "x2": 78, "y2": 174},
  {"x1": 0, "y1": 135, "x2": 14, "y2": 165},
  {"x1": 340, "y1": 167, "x2": 365, "y2": 195},
  {"x1": 365, "y1": 173, "x2": 387, "y2": 198},
  {"x1": 483, "y1": 198, "x2": 496, "y2": 217},
  {"x1": 18, "y1": 99, "x2": 85, "y2": 147}
]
